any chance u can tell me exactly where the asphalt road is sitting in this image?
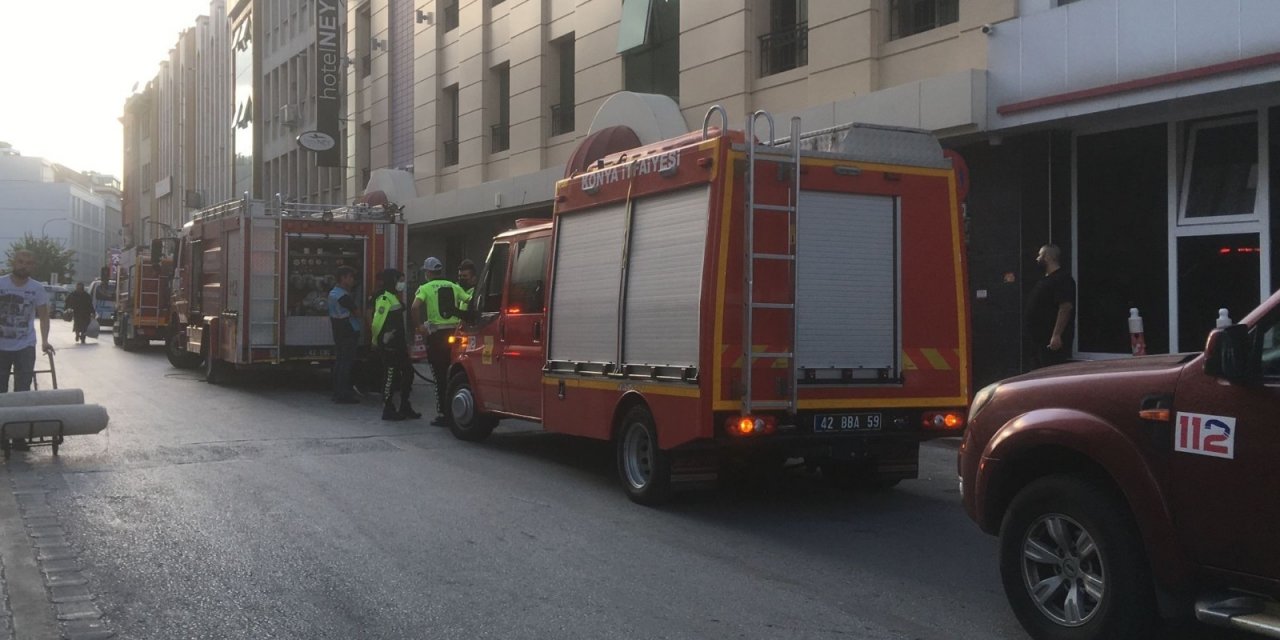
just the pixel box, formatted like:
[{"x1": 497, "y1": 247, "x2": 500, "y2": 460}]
[{"x1": 0, "y1": 323, "x2": 1253, "y2": 639}]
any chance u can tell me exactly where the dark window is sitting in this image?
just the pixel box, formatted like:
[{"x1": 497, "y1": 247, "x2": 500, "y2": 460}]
[
  {"x1": 491, "y1": 64, "x2": 510, "y2": 153},
  {"x1": 760, "y1": 0, "x2": 807, "y2": 76},
  {"x1": 889, "y1": 0, "x2": 958, "y2": 40},
  {"x1": 1076, "y1": 125, "x2": 1169, "y2": 354},
  {"x1": 357, "y1": 5, "x2": 372, "y2": 78},
  {"x1": 623, "y1": 0, "x2": 679, "y2": 99},
  {"x1": 551, "y1": 36, "x2": 576, "y2": 136},
  {"x1": 1182, "y1": 119, "x2": 1259, "y2": 219},
  {"x1": 443, "y1": 0, "x2": 459, "y2": 31},
  {"x1": 443, "y1": 85, "x2": 459, "y2": 167},
  {"x1": 508, "y1": 238, "x2": 549, "y2": 313},
  {"x1": 479, "y1": 243, "x2": 510, "y2": 314}
]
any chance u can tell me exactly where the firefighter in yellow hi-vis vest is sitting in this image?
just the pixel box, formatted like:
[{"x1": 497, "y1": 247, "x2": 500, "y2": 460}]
[
  {"x1": 411, "y1": 257, "x2": 471, "y2": 426},
  {"x1": 371, "y1": 268, "x2": 420, "y2": 421}
]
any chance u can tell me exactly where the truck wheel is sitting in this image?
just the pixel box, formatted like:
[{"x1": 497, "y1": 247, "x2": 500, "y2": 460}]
[
  {"x1": 165, "y1": 333, "x2": 202, "y2": 369},
  {"x1": 616, "y1": 405, "x2": 672, "y2": 506},
  {"x1": 999, "y1": 474, "x2": 1157, "y2": 640},
  {"x1": 112, "y1": 316, "x2": 125, "y2": 346},
  {"x1": 446, "y1": 372, "x2": 497, "y2": 442},
  {"x1": 204, "y1": 355, "x2": 229, "y2": 385}
]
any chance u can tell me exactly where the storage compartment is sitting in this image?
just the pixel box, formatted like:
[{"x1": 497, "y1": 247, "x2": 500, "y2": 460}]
[
  {"x1": 284, "y1": 235, "x2": 364, "y2": 346},
  {"x1": 795, "y1": 191, "x2": 899, "y2": 380}
]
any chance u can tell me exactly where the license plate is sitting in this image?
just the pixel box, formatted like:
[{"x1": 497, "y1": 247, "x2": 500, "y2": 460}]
[{"x1": 813, "y1": 413, "x2": 882, "y2": 433}]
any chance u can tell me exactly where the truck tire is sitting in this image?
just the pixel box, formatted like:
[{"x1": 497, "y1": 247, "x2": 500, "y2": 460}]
[
  {"x1": 615, "y1": 404, "x2": 672, "y2": 506},
  {"x1": 165, "y1": 332, "x2": 202, "y2": 369},
  {"x1": 204, "y1": 355, "x2": 230, "y2": 385},
  {"x1": 112, "y1": 316, "x2": 125, "y2": 346},
  {"x1": 998, "y1": 474, "x2": 1157, "y2": 640},
  {"x1": 446, "y1": 372, "x2": 497, "y2": 442}
]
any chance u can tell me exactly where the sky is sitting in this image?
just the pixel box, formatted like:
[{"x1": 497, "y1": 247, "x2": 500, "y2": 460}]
[{"x1": 0, "y1": 0, "x2": 214, "y2": 178}]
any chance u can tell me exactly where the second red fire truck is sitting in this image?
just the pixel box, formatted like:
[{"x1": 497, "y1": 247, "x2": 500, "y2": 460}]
[
  {"x1": 152, "y1": 197, "x2": 407, "y2": 382},
  {"x1": 443, "y1": 107, "x2": 972, "y2": 503}
]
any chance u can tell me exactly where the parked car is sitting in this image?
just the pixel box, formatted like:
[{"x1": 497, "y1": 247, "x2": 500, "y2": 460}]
[{"x1": 960, "y1": 292, "x2": 1280, "y2": 639}]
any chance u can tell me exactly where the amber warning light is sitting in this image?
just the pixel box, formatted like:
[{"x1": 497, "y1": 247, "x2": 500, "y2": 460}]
[
  {"x1": 727, "y1": 415, "x2": 777, "y2": 437},
  {"x1": 922, "y1": 411, "x2": 965, "y2": 430}
]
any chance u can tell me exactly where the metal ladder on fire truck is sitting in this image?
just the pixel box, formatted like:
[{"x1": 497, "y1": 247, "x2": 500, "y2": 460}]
[{"x1": 705, "y1": 106, "x2": 803, "y2": 416}]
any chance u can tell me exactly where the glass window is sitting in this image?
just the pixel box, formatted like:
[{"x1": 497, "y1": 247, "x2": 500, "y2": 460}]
[
  {"x1": 623, "y1": 0, "x2": 679, "y2": 99},
  {"x1": 617, "y1": 0, "x2": 654, "y2": 53},
  {"x1": 552, "y1": 36, "x2": 576, "y2": 136},
  {"x1": 508, "y1": 238, "x2": 548, "y2": 313},
  {"x1": 443, "y1": 0, "x2": 459, "y2": 31},
  {"x1": 760, "y1": 0, "x2": 807, "y2": 76},
  {"x1": 479, "y1": 243, "x2": 510, "y2": 314},
  {"x1": 1181, "y1": 119, "x2": 1259, "y2": 220},
  {"x1": 1077, "y1": 125, "x2": 1169, "y2": 354},
  {"x1": 889, "y1": 0, "x2": 958, "y2": 40}
]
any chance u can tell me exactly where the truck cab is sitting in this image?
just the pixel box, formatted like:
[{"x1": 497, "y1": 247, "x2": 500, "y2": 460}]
[
  {"x1": 447, "y1": 220, "x2": 551, "y2": 430},
  {"x1": 960, "y1": 290, "x2": 1280, "y2": 639}
]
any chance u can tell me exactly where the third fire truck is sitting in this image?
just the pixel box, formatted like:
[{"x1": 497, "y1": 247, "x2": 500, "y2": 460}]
[
  {"x1": 152, "y1": 197, "x2": 407, "y2": 382},
  {"x1": 443, "y1": 107, "x2": 972, "y2": 503}
]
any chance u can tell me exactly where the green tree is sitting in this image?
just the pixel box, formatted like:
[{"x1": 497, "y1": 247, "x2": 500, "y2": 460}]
[{"x1": 5, "y1": 233, "x2": 77, "y2": 282}]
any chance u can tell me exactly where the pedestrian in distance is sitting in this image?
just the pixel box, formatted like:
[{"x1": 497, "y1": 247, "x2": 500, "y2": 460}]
[
  {"x1": 371, "y1": 268, "x2": 421, "y2": 421},
  {"x1": 66, "y1": 282, "x2": 94, "y2": 343},
  {"x1": 1025, "y1": 243, "x2": 1076, "y2": 369},
  {"x1": 328, "y1": 265, "x2": 362, "y2": 404},
  {"x1": 0, "y1": 250, "x2": 55, "y2": 451},
  {"x1": 411, "y1": 257, "x2": 471, "y2": 427}
]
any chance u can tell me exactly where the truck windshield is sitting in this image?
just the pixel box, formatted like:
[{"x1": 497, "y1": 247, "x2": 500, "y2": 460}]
[{"x1": 94, "y1": 282, "x2": 116, "y2": 300}]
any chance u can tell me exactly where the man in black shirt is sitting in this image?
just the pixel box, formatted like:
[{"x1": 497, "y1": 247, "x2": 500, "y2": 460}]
[{"x1": 1025, "y1": 244, "x2": 1076, "y2": 369}]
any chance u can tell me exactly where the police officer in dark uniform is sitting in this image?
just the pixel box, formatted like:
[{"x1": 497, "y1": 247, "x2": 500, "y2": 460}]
[{"x1": 371, "y1": 268, "x2": 420, "y2": 421}]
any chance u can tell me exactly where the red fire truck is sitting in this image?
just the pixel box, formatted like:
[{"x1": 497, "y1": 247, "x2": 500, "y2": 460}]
[
  {"x1": 444, "y1": 107, "x2": 971, "y2": 503},
  {"x1": 114, "y1": 246, "x2": 169, "y2": 352},
  {"x1": 152, "y1": 197, "x2": 407, "y2": 382}
]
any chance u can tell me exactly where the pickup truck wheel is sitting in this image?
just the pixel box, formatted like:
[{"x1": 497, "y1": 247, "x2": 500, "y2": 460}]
[
  {"x1": 616, "y1": 405, "x2": 672, "y2": 506},
  {"x1": 999, "y1": 475, "x2": 1156, "y2": 640},
  {"x1": 446, "y1": 372, "x2": 497, "y2": 442},
  {"x1": 165, "y1": 333, "x2": 202, "y2": 369}
]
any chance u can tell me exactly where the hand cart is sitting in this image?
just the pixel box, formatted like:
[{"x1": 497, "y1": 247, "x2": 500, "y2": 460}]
[{"x1": 1, "y1": 350, "x2": 65, "y2": 460}]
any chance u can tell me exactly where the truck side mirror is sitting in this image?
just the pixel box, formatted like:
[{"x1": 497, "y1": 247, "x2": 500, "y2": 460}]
[{"x1": 1204, "y1": 324, "x2": 1257, "y2": 383}]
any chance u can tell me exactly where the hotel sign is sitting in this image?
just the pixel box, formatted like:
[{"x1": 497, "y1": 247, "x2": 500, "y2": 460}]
[{"x1": 314, "y1": 0, "x2": 342, "y2": 167}]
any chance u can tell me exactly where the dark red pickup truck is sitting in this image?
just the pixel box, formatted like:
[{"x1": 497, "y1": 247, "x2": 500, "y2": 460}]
[{"x1": 960, "y1": 292, "x2": 1280, "y2": 640}]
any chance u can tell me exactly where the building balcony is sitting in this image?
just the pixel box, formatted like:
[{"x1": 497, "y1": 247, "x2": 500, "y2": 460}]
[
  {"x1": 491, "y1": 123, "x2": 509, "y2": 153},
  {"x1": 759, "y1": 23, "x2": 808, "y2": 77},
  {"x1": 551, "y1": 103, "x2": 575, "y2": 136},
  {"x1": 443, "y1": 139, "x2": 459, "y2": 167}
]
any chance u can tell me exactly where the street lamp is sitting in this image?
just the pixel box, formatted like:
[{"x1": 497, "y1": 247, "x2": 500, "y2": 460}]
[{"x1": 41, "y1": 217, "x2": 70, "y2": 237}]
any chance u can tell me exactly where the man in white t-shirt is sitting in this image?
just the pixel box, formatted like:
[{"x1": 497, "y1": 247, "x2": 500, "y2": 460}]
[{"x1": 1, "y1": 250, "x2": 54, "y2": 451}]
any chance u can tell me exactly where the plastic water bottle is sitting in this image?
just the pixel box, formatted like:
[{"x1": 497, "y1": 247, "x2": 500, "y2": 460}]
[
  {"x1": 1216, "y1": 308, "x2": 1232, "y2": 329},
  {"x1": 1128, "y1": 308, "x2": 1146, "y2": 356}
]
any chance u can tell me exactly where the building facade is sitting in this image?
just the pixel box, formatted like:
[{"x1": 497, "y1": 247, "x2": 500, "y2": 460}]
[
  {"x1": 122, "y1": 0, "x2": 233, "y2": 248},
  {"x1": 228, "y1": 0, "x2": 347, "y2": 206},
  {"x1": 345, "y1": 0, "x2": 1280, "y2": 386},
  {"x1": 0, "y1": 154, "x2": 112, "y2": 284}
]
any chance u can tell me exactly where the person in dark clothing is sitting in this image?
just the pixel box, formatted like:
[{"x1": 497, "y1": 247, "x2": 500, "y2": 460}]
[
  {"x1": 1025, "y1": 244, "x2": 1076, "y2": 369},
  {"x1": 66, "y1": 282, "x2": 94, "y2": 343},
  {"x1": 371, "y1": 268, "x2": 420, "y2": 421},
  {"x1": 328, "y1": 266, "x2": 362, "y2": 404}
]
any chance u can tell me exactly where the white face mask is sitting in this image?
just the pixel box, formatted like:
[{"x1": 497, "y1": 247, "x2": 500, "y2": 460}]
[{"x1": 395, "y1": 281, "x2": 406, "y2": 292}]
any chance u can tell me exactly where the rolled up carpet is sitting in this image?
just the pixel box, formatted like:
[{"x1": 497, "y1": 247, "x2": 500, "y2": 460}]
[
  {"x1": 0, "y1": 404, "x2": 109, "y2": 438},
  {"x1": 0, "y1": 389, "x2": 85, "y2": 408}
]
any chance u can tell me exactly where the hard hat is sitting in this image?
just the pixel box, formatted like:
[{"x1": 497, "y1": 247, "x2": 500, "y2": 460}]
[{"x1": 423, "y1": 257, "x2": 443, "y2": 272}]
